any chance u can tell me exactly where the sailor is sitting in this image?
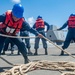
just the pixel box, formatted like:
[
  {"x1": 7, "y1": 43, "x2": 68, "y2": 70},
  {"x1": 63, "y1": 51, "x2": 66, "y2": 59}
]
[
  {"x1": 57, "y1": 14, "x2": 75, "y2": 55},
  {"x1": 33, "y1": 16, "x2": 50, "y2": 55},
  {"x1": 0, "y1": 4, "x2": 43, "y2": 64}
]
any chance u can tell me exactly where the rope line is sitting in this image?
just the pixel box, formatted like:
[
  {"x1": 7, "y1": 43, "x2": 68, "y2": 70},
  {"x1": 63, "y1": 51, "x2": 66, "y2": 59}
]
[
  {"x1": 0, "y1": 33, "x2": 37, "y2": 38},
  {"x1": 0, "y1": 60, "x2": 75, "y2": 75}
]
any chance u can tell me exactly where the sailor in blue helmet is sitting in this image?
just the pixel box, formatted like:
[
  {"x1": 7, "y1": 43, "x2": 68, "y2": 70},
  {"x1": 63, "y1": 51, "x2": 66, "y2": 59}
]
[
  {"x1": 0, "y1": 4, "x2": 43, "y2": 64},
  {"x1": 57, "y1": 13, "x2": 75, "y2": 55},
  {"x1": 33, "y1": 15, "x2": 50, "y2": 55}
]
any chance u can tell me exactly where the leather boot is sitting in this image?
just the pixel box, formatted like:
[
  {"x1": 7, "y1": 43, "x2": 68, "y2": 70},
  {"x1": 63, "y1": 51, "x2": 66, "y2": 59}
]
[
  {"x1": 17, "y1": 51, "x2": 20, "y2": 55},
  {"x1": 60, "y1": 46, "x2": 65, "y2": 55},
  {"x1": 27, "y1": 49, "x2": 33, "y2": 55},
  {"x1": 1, "y1": 51, "x2": 5, "y2": 55},
  {"x1": 11, "y1": 50, "x2": 14, "y2": 54},
  {"x1": 24, "y1": 56, "x2": 29, "y2": 64},
  {"x1": 45, "y1": 49, "x2": 48, "y2": 55},
  {"x1": 60, "y1": 51, "x2": 64, "y2": 55},
  {"x1": 34, "y1": 49, "x2": 38, "y2": 55}
]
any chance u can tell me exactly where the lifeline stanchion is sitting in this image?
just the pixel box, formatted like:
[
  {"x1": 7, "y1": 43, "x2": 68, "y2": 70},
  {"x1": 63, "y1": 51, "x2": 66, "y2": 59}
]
[{"x1": 42, "y1": 36, "x2": 75, "y2": 59}]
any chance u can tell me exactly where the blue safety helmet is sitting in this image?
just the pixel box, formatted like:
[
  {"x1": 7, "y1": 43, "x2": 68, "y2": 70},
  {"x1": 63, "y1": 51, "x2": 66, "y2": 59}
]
[
  {"x1": 70, "y1": 13, "x2": 75, "y2": 17},
  {"x1": 12, "y1": 4, "x2": 24, "y2": 18},
  {"x1": 37, "y1": 15, "x2": 42, "y2": 19}
]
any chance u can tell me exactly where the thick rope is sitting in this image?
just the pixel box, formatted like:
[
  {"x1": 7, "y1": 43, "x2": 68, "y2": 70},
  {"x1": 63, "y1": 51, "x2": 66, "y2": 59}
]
[
  {"x1": 0, "y1": 60, "x2": 75, "y2": 75},
  {"x1": 0, "y1": 33, "x2": 37, "y2": 38}
]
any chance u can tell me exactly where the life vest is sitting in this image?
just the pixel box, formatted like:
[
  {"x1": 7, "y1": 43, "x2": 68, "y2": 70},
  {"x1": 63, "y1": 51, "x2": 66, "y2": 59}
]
[
  {"x1": 1, "y1": 10, "x2": 24, "y2": 35},
  {"x1": 35, "y1": 18, "x2": 45, "y2": 29},
  {"x1": 68, "y1": 16, "x2": 75, "y2": 28}
]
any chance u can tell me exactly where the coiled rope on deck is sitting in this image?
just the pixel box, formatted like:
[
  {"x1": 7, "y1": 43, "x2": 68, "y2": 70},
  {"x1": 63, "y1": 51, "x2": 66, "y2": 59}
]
[{"x1": 0, "y1": 60, "x2": 75, "y2": 75}]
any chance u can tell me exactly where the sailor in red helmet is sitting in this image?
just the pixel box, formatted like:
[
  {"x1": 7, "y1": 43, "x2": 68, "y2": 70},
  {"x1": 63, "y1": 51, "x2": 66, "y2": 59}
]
[
  {"x1": 33, "y1": 16, "x2": 50, "y2": 55},
  {"x1": 57, "y1": 14, "x2": 75, "y2": 55},
  {"x1": 0, "y1": 4, "x2": 43, "y2": 64}
]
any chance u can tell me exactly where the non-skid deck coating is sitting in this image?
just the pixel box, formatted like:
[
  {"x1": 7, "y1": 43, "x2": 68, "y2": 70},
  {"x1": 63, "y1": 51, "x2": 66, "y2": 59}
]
[{"x1": 0, "y1": 43, "x2": 75, "y2": 75}]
